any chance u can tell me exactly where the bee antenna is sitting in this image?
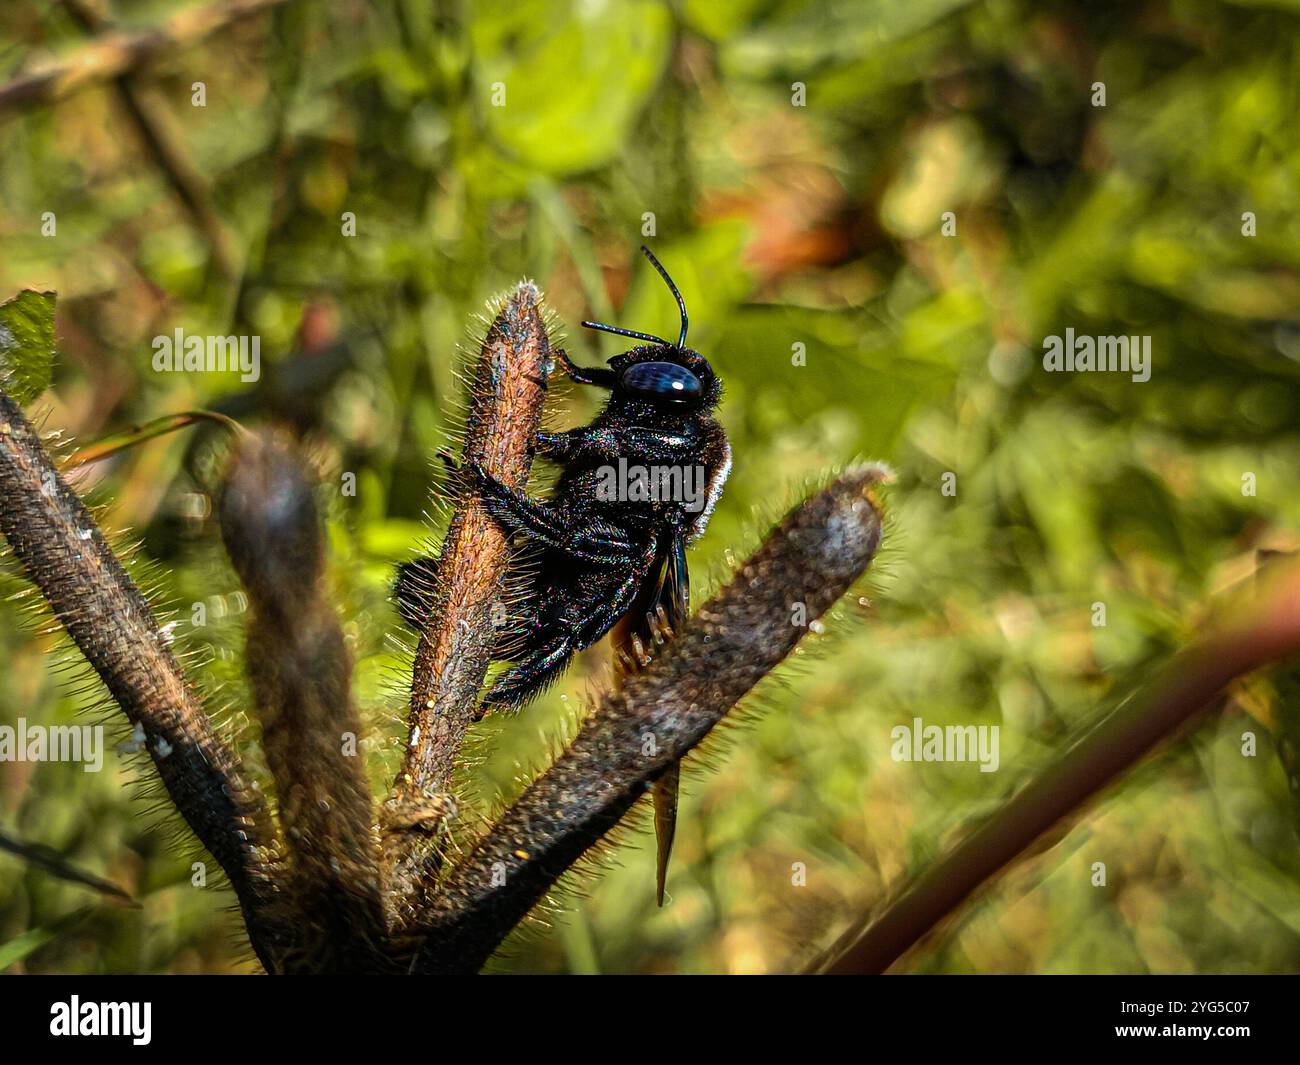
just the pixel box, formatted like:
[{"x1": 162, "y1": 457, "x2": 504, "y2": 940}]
[
  {"x1": 580, "y1": 321, "x2": 670, "y2": 347},
  {"x1": 640, "y1": 245, "x2": 688, "y2": 348}
]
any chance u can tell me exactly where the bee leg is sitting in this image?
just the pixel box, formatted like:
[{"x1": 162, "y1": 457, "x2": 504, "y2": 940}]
[
  {"x1": 532, "y1": 430, "x2": 589, "y2": 463},
  {"x1": 482, "y1": 558, "x2": 651, "y2": 711},
  {"x1": 485, "y1": 582, "x2": 545, "y2": 661},
  {"x1": 469, "y1": 464, "x2": 640, "y2": 564},
  {"x1": 396, "y1": 553, "x2": 543, "y2": 660},
  {"x1": 480, "y1": 633, "x2": 576, "y2": 710},
  {"x1": 553, "y1": 347, "x2": 618, "y2": 389},
  {"x1": 394, "y1": 556, "x2": 440, "y2": 629}
]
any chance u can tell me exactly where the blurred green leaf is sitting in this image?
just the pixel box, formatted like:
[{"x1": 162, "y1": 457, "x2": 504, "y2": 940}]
[{"x1": 0, "y1": 289, "x2": 55, "y2": 404}]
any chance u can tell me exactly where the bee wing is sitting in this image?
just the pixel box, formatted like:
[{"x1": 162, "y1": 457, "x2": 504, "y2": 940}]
[
  {"x1": 624, "y1": 527, "x2": 689, "y2": 655},
  {"x1": 654, "y1": 527, "x2": 690, "y2": 635},
  {"x1": 616, "y1": 529, "x2": 691, "y2": 664}
]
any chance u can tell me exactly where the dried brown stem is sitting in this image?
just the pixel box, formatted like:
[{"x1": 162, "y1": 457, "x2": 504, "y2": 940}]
[
  {"x1": 0, "y1": 388, "x2": 291, "y2": 969},
  {"x1": 0, "y1": 0, "x2": 291, "y2": 119},
  {"x1": 218, "y1": 431, "x2": 390, "y2": 973},
  {"x1": 384, "y1": 282, "x2": 552, "y2": 916},
  {"x1": 813, "y1": 556, "x2": 1300, "y2": 975},
  {"x1": 410, "y1": 466, "x2": 888, "y2": 973}
]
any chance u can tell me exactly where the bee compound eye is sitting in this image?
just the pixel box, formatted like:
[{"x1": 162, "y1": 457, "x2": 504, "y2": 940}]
[{"x1": 620, "y1": 361, "x2": 703, "y2": 403}]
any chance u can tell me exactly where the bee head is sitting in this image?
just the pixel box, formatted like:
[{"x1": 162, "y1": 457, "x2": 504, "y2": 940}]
[
  {"x1": 606, "y1": 345, "x2": 719, "y2": 410},
  {"x1": 579, "y1": 246, "x2": 720, "y2": 410}
]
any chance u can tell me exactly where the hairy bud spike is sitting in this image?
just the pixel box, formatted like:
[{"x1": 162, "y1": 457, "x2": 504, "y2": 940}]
[
  {"x1": 384, "y1": 281, "x2": 553, "y2": 924},
  {"x1": 219, "y1": 431, "x2": 391, "y2": 972}
]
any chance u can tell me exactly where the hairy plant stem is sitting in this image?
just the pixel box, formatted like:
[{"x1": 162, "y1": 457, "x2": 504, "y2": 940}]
[
  {"x1": 220, "y1": 431, "x2": 391, "y2": 972},
  {"x1": 0, "y1": 388, "x2": 292, "y2": 969},
  {"x1": 384, "y1": 282, "x2": 552, "y2": 922}
]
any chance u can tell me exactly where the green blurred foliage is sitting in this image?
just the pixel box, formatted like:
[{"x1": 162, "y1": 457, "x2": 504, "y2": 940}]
[
  {"x1": 0, "y1": 290, "x2": 57, "y2": 403},
  {"x1": 1, "y1": 0, "x2": 1299, "y2": 973}
]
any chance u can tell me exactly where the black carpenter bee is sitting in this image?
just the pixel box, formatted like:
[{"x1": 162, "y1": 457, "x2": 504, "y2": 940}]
[
  {"x1": 398, "y1": 247, "x2": 729, "y2": 899},
  {"x1": 400, "y1": 245, "x2": 729, "y2": 709}
]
